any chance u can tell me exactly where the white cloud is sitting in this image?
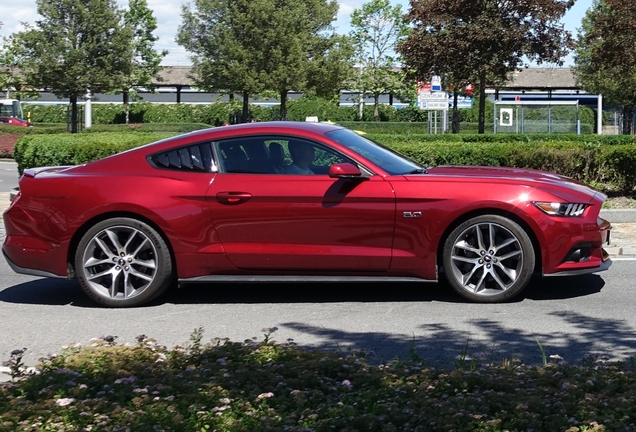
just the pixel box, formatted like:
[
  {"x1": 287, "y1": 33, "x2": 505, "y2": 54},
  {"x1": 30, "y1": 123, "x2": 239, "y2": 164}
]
[
  {"x1": 0, "y1": 5, "x2": 38, "y2": 34},
  {"x1": 335, "y1": 0, "x2": 363, "y2": 34}
]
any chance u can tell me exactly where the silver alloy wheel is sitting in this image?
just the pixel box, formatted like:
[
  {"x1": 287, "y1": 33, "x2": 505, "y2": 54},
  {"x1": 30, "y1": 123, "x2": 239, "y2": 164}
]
[
  {"x1": 448, "y1": 221, "x2": 524, "y2": 297},
  {"x1": 80, "y1": 225, "x2": 158, "y2": 300}
]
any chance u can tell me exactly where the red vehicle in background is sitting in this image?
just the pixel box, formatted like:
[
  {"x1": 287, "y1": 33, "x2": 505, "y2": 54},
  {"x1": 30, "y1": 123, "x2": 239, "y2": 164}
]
[{"x1": 0, "y1": 99, "x2": 32, "y2": 127}]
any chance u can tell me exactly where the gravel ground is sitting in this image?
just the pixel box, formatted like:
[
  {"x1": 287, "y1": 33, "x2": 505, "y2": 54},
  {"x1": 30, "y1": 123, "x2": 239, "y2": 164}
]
[{"x1": 604, "y1": 196, "x2": 636, "y2": 209}]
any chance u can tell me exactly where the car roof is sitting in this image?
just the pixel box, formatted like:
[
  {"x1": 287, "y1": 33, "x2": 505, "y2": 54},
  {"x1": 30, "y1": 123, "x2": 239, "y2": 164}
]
[{"x1": 191, "y1": 121, "x2": 344, "y2": 137}]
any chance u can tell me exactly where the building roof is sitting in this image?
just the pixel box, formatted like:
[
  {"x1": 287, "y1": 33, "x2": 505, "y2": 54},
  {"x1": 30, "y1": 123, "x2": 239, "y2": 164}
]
[
  {"x1": 155, "y1": 66, "x2": 195, "y2": 86},
  {"x1": 500, "y1": 67, "x2": 579, "y2": 90},
  {"x1": 152, "y1": 66, "x2": 580, "y2": 90}
]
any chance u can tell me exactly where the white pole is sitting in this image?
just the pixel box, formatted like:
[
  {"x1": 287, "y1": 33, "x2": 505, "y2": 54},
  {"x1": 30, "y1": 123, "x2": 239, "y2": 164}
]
[
  {"x1": 358, "y1": 62, "x2": 364, "y2": 121},
  {"x1": 85, "y1": 90, "x2": 92, "y2": 129},
  {"x1": 597, "y1": 94, "x2": 602, "y2": 135}
]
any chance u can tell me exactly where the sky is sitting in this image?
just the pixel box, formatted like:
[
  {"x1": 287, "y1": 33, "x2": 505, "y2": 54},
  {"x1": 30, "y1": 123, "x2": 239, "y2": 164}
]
[{"x1": 0, "y1": 0, "x2": 592, "y2": 67}]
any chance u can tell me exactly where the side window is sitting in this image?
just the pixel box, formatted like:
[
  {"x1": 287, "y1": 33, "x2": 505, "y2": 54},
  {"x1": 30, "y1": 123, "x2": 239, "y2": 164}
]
[
  {"x1": 264, "y1": 138, "x2": 353, "y2": 175},
  {"x1": 214, "y1": 136, "x2": 357, "y2": 175},
  {"x1": 149, "y1": 143, "x2": 215, "y2": 172},
  {"x1": 216, "y1": 138, "x2": 270, "y2": 174}
]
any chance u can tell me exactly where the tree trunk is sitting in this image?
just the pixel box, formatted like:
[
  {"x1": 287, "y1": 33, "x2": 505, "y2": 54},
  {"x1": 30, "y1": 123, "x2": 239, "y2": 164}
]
[
  {"x1": 70, "y1": 95, "x2": 78, "y2": 134},
  {"x1": 242, "y1": 91, "x2": 249, "y2": 123},
  {"x1": 373, "y1": 93, "x2": 380, "y2": 121},
  {"x1": 123, "y1": 91, "x2": 130, "y2": 125},
  {"x1": 478, "y1": 74, "x2": 486, "y2": 134},
  {"x1": 280, "y1": 90, "x2": 288, "y2": 121},
  {"x1": 452, "y1": 92, "x2": 460, "y2": 133},
  {"x1": 623, "y1": 106, "x2": 634, "y2": 134}
]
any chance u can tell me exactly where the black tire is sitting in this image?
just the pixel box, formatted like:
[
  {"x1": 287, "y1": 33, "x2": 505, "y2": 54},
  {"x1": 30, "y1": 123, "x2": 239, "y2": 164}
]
[
  {"x1": 442, "y1": 215, "x2": 535, "y2": 302},
  {"x1": 74, "y1": 217, "x2": 173, "y2": 307}
]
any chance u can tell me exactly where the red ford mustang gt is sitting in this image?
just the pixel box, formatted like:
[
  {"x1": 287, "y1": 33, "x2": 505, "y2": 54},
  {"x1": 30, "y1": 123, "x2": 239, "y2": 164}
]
[{"x1": 2, "y1": 122, "x2": 611, "y2": 307}]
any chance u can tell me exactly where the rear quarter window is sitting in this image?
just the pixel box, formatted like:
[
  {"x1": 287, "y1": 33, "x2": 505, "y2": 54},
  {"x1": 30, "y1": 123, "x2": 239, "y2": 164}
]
[{"x1": 149, "y1": 143, "x2": 215, "y2": 172}]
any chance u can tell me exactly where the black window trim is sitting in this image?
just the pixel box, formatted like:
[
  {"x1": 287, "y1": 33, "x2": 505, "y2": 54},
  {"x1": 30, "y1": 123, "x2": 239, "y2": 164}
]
[{"x1": 147, "y1": 141, "x2": 218, "y2": 173}]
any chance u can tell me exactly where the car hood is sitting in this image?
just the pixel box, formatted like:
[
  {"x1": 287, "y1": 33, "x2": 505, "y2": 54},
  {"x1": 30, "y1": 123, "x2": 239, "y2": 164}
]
[{"x1": 423, "y1": 165, "x2": 604, "y2": 203}]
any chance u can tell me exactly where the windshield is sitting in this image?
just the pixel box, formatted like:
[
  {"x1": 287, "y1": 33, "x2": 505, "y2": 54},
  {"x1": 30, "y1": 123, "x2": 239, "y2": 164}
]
[{"x1": 325, "y1": 128, "x2": 424, "y2": 175}]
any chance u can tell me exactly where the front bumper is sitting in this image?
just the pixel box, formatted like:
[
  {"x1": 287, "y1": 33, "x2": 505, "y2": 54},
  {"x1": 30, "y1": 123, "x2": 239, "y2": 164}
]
[{"x1": 544, "y1": 217, "x2": 612, "y2": 277}]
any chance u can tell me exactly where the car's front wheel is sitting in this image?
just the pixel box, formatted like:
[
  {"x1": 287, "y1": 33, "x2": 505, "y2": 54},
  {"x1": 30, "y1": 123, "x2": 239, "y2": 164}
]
[
  {"x1": 74, "y1": 218, "x2": 173, "y2": 307},
  {"x1": 442, "y1": 215, "x2": 535, "y2": 302}
]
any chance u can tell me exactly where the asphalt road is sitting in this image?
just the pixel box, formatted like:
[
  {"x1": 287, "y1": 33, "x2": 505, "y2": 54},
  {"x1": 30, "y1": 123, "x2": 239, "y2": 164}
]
[
  {"x1": 1, "y1": 259, "x2": 635, "y2": 373},
  {"x1": 1, "y1": 158, "x2": 635, "y2": 376},
  {"x1": 0, "y1": 160, "x2": 20, "y2": 193}
]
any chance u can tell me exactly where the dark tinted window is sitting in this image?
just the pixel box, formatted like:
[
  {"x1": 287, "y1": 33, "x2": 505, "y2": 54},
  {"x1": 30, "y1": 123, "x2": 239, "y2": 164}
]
[
  {"x1": 149, "y1": 143, "x2": 215, "y2": 172},
  {"x1": 216, "y1": 136, "x2": 353, "y2": 175}
]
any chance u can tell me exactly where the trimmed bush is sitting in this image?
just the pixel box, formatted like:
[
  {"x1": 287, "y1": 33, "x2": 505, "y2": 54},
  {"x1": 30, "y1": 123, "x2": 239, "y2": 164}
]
[
  {"x1": 14, "y1": 133, "x2": 166, "y2": 175},
  {"x1": 13, "y1": 130, "x2": 636, "y2": 193},
  {"x1": 23, "y1": 99, "x2": 598, "y2": 134}
]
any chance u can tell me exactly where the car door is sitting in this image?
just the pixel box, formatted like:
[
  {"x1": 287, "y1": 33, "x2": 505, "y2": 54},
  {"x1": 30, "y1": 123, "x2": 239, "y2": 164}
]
[{"x1": 207, "y1": 136, "x2": 396, "y2": 271}]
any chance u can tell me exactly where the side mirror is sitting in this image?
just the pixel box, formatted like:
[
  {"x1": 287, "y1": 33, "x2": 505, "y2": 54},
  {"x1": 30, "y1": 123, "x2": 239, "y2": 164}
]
[{"x1": 328, "y1": 163, "x2": 364, "y2": 178}]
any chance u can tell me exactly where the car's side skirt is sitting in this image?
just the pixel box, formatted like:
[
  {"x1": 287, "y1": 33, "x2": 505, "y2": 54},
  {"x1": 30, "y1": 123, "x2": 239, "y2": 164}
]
[{"x1": 178, "y1": 275, "x2": 437, "y2": 285}]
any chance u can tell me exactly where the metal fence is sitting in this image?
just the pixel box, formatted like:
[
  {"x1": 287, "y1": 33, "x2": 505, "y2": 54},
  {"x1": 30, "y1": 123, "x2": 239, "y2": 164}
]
[{"x1": 493, "y1": 100, "x2": 580, "y2": 134}]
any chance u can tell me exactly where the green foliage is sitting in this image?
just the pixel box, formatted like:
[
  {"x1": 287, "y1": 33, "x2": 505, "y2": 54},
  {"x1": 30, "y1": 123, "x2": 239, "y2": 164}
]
[
  {"x1": 364, "y1": 135, "x2": 636, "y2": 192},
  {"x1": 1, "y1": 332, "x2": 635, "y2": 431},
  {"x1": 177, "y1": 0, "x2": 353, "y2": 122},
  {"x1": 13, "y1": 0, "x2": 134, "y2": 132},
  {"x1": 118, "y1": 0, "x2": 168, "y2": 123},
  {"x1": 13, "y1": 128, "x2": 636, "y2": 193},
  {"x1": 285, "y1": 97, "x2": 356, "y2": 123},
  {"x1": 23, "y1": 100, "x2": 598, "y2": 133},
  {"x1": 13, "y1": 132, "x2": 163, "y2": 175},
  {"x1": 0, "y1": 35, "x2": 40, "y2": 101},
  {"x1": 399, "y1": 0, "x2": 575, "y2": 133},
  {"x1": 599, "y1": 146, "x2": 636, "y2": 194},
  {"x1": 573, "y1": 0, "x2": 636, "y2": 134},
  {"x1": 349, "y1": 0, "x2": 411, "y2": 121}
]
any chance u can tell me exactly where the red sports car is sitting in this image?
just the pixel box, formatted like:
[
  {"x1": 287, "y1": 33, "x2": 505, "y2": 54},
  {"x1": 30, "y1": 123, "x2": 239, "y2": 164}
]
[
  {"x1": 0, "y1": 116, "x2": 32, "y2": 127},
  {"x1": 2, "y1": 122, "x2": 611, "y2": 307}
]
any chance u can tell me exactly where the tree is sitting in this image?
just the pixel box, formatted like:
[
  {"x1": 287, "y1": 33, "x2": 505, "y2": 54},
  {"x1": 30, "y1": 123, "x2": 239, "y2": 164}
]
[
  {"x1": 255, "y1": 0, "x2": 353, "y2": 120},
  {"x1": 304, "y1": 34, "x2": 356, "y2": 101},
  {"x1": 177, "y1": 0, "x2": 353, "y2": 122},
  {"x1": 13, "y1": 0, "x2": 133, "y2": 132},
  {"x1": 399, "y1": 0, "x2": 574, "y2": 133},
  {"x1": 573, "y1": 0, "x2": 636, "y2": 134},
  {"x1": 0, "y1": 35, "x2": 39, "y2": 101},
  {"x1": 349, "y1": 0, "x2": 410, "y2": 121},
  {"x1": 177, "y1": 0, "x2": 264, "y2": 123},
  {"x1": 120, "y1": 0, "x2": 168, "y2": 124}
]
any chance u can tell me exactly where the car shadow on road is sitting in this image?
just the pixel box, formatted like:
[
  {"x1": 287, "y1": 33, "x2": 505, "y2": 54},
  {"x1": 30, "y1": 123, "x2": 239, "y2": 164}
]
[
  {"x1": 0, "y1": 278, "x2": 97, "y2": 307},
  {"x1": 522, "y1": 274, "x2": 606, "y2": 300},
  {"x1": 0, "y1": 274, "x2": 605, "y2": 307}
]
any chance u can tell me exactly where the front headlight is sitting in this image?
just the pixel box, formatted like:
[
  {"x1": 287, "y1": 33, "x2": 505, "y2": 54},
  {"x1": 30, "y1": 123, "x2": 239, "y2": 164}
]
[{"x1": 533, "y1": 202, "x2": 588, "y2": 217}]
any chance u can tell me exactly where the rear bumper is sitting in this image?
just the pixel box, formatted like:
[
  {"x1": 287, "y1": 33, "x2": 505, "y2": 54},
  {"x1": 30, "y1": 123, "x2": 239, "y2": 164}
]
[{"x1": 3, "y1": 250, "x2": 67, "y2": 278}]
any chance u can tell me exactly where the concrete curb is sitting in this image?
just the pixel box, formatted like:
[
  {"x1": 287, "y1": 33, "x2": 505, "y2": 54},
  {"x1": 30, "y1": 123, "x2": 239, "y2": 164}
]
[{"x1": 599, "y1": 209, "x2": 636, "y2": 223}]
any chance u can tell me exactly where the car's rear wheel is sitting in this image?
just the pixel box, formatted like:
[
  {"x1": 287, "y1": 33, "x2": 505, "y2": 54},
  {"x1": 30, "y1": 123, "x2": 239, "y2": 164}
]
[
  {"x1": 75, "y1": 218, "x2": 173, "y2": 307},
  {"x1": 442, "y1": 215, "x2": 535, "y2": 302}
]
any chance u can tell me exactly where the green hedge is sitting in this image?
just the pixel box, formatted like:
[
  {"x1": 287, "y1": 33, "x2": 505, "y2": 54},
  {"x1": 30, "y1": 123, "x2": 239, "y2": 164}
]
[
  {"x1": 14, "y1": 132, "x2": 168, "y2": 175},
  {"x1": 356, "y1": 130, "x2": 636, "y2": 144},
  {"x1": 370, "y1": 136, "x2": 636, "y2": 193},
  {"x1": 23, "y1": 99, "x2": 598, "y2": 131},
  {"x1": 14, "y1": 131, "x2": 636, "y2": 193}
]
